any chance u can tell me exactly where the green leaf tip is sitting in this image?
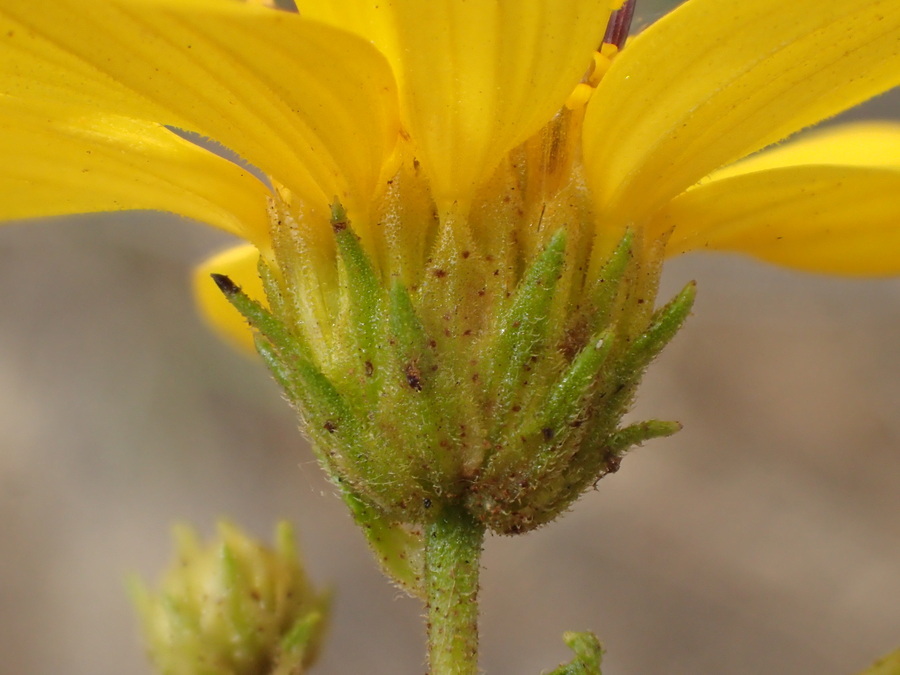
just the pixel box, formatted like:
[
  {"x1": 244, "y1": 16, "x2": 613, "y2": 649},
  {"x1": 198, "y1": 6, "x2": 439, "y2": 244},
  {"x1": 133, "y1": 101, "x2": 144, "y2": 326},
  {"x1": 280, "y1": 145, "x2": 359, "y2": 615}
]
[
  {"x1": 621, "y1": 279, "x2": 696, "y2": 375},
  {"x1": 545, "y1": 631, "x2": 604, "y2": 675},
  {"x1": 608, "y1": 419, "x2": 683, "y2": 455}
]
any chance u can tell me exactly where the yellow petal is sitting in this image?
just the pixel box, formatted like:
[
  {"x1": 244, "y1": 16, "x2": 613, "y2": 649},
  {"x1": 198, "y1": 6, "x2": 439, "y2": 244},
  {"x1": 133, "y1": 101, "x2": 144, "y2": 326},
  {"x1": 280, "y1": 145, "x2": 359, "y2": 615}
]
[
  {"x1": 657, "y1": 122, "x2": 900, "y2": 274},
  {"x1": 299, "y1": 0, "x2": 615, "y2": 208},
  {"x1": 193, "y1": 244, "x2": 265, "y2": 354},
  {"x1": 584, "y1": 0, "x2": 900, "y2": 226},
  {"x1": 706, "y1": 122, "x2": 900, "y2": 180},
  {"x1": 0, "y1": 97, "x2": 270, "y2": 246},
  {"x1": 654, "y1": 163, "x2": 900, "y2": 277},
  {"x1": 1, "y1": 0, "x2": 399, "y2": 220}
]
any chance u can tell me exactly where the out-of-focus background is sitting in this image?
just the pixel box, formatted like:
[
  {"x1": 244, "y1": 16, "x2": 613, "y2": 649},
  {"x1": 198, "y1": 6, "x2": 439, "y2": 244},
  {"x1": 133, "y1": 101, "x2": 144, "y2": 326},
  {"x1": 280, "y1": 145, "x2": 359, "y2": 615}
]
[{"x1": 2, "y1": 3, "x2": 899, "y2": 674}]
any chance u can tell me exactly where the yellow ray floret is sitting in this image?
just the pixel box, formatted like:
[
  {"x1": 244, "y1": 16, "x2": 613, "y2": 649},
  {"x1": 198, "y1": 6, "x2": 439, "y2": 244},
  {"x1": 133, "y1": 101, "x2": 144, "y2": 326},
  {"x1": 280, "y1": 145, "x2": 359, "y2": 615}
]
[
  {"x1": 298, "y1": 0, "x2": 616, "y2": 209},
  {"x1": 0, "y1": 0, "x2": 400, "y2": 228},
  {"x1": 655, "y1": 124, "x2": 900, "y2": 275},
  {"x1": 584, "y1": 0, "x2": 900, "y2": 228},
  {"x1": 0, "y1": 98, "x2": 270, "y2": 245}
]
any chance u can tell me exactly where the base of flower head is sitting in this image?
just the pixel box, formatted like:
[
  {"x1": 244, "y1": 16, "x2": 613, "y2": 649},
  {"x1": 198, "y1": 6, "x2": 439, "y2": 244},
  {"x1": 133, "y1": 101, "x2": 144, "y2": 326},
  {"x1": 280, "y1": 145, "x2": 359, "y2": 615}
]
[{"x1": 214, "y1": 201, "x2": 695, "y2": 539}]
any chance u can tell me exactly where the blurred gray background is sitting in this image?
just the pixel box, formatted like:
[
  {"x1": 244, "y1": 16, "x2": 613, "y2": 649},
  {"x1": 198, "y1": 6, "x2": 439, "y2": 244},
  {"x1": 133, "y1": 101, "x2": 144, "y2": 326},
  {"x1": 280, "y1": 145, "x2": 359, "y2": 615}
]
[{"x1": 1, "y1": 2, "x2": 898, "y2": 673}]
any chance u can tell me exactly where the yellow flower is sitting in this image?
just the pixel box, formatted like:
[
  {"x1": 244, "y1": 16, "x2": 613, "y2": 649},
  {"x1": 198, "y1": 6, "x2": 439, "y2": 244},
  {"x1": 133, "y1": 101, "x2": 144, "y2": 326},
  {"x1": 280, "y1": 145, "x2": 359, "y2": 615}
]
[{"x1": 1, "y1": 0, "x2": 899, "y2": 535}]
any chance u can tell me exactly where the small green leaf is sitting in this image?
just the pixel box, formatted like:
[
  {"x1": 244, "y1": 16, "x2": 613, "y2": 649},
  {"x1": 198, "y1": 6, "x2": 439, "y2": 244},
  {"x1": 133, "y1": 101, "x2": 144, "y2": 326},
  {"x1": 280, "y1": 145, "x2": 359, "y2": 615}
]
[{"x1": 607, "y1": 419, "x2": 682, "y2": 455}]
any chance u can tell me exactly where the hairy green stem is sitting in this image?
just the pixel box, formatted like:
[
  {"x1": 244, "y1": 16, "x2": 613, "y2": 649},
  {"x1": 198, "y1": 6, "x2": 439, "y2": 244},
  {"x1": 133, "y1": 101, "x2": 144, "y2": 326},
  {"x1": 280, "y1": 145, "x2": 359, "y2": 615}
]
[{"x1": 425, "y1": 505, "x2": 485, "y2": 675}]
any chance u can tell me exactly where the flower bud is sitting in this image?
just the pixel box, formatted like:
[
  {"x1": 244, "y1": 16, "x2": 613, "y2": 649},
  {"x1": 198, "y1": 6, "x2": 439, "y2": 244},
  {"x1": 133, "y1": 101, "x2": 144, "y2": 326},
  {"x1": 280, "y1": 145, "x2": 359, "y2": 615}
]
[{"x1": 131, "y1": 521, "x2": 329, "y2": 675}]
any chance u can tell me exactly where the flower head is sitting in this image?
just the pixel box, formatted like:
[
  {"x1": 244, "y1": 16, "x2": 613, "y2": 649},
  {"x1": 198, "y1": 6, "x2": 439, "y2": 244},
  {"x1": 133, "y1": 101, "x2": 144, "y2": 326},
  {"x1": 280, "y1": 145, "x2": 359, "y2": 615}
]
[{"x1": 2, "y1": 0, "x2": 899, "y2": 575}]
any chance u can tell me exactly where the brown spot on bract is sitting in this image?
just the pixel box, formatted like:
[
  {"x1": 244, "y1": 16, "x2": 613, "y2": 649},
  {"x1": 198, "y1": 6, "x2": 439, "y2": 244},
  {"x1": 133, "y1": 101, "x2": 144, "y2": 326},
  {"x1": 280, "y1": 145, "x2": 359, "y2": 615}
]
[
  {"x1": 606, "y1": 454, "x2": 622, "y2": 473},
  {"x1": 405, "y1": 361, "x2": 422, "y2": 391}
]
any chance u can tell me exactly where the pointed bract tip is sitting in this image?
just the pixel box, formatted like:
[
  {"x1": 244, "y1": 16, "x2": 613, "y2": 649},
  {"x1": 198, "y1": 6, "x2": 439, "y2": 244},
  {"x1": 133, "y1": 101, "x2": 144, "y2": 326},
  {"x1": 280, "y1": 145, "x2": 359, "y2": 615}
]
[
  {"x1": 680, "y1": 279, "x2": 699, "y2": 302},
  {"x1": 329, "y1": 199, "x2": 349, "y2": 232},
  {"x1": 210, "y1": 273, "x2": 240, "y2": 296}
]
